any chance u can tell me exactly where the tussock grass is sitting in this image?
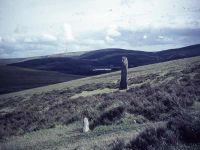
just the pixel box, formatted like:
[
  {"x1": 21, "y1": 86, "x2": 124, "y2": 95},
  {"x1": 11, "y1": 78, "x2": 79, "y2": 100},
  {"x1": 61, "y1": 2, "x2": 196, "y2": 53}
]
[{"x1": 70, "y1": 88, "x2": 118, "y2": 99}]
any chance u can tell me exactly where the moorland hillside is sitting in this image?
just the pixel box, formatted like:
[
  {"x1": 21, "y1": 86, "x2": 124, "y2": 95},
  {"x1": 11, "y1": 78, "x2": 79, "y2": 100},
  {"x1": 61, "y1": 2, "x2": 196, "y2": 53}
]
[{"x1": 0, "y1": 56, "x2": 200, "y2": 150}]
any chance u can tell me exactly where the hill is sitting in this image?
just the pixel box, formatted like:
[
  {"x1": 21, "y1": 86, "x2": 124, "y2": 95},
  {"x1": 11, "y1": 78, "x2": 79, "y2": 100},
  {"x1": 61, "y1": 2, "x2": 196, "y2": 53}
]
[
  {"x1": 0, "y1": 65, "x2": 84, "y2": 94},
  {"x1": 0, "y1": 51, "x2": 88, "y2": 65},
  {"x1": 9, "y1": 44, "x2": 200, "y2": 75},
  {"x1": 80, "y1": 44, "x2": 200, "y2": 61},
  {"x1": 0, "y1": 56, "x2": 200, "y2": 149},
  {"x1": 0, "y1": 58, "x2": 26, "y2": 65}
]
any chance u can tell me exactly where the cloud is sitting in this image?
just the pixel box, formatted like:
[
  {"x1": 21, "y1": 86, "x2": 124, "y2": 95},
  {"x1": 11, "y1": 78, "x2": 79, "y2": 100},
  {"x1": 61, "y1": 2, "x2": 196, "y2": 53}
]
[
  {"x1": 23, "y1": 34, "x2": 57, "y2": 44},
  {"x1": 120, "y1": 0, "x2": 135, "y2": 7},
  {"x1": 14, "y1": 26, "x2": 29, "y2": 34},
  {"x1": 41, "y1": 34, "x2": 57, "y2": 42},
  {"x1": 143, "y1": 35, "x2": 147, "y2": 39},
  {"x1": 105, "y1": 25, "x2": 121, "y2": 42},
  {"x1": 105, "y1": 35, "x2": 114, "y2": 42},
  {"x1": 63, "y1": 23, "x2": 74, "y2": 42},
  {"x1": 103, "y1": 26, "x2": 200, "y2": 49},
  {"x1": 0, "y1": 34, "x2": 61, "y2": 58},
  {"x1": 106, "y1": 25, "x2": 121, "y2": 37},
  {"x1": 158, "y1": 36, "x2": 164, "y2": 39},
  {"x1": 1, "y1": 36, "x2": 17, "y2": 43},
  {"x1": 1, "y1": 24, "x2": 200, "y2": 58},
  {"x1": 0, "y1": 0, "x2": 200, "y2": 57}
]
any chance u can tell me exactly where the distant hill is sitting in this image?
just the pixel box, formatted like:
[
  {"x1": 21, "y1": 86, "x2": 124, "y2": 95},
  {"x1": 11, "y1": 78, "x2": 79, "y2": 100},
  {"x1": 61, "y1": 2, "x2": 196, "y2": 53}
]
[
  {"x1": 0, "y1": 65, "x2": 84, "y2": 94},
  {"x1": 9, "y1": 44, "x2": 200, "y2": 75},
  {"x1": 0, "y1": 58, "x2": 26, "y2": 65},
  {"x1": 0, "y1": 51, "x2": 88, "y2": 65},
  {"x1": 156, "y1": 44, "x2": 200, "y2": 61}
]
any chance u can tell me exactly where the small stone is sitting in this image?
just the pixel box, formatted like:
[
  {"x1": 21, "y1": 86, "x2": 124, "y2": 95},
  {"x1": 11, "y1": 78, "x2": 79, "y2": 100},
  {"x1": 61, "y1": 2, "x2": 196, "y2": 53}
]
[{"x1": 83, "y1": 117, "x2": 90, "y2": 133}]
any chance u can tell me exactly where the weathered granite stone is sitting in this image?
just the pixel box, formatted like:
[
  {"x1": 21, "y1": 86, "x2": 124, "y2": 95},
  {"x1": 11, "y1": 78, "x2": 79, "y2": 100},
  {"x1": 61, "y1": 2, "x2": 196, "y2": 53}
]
[{"x1": 120, "y1": 57, "x2": 128, "y2": 89}]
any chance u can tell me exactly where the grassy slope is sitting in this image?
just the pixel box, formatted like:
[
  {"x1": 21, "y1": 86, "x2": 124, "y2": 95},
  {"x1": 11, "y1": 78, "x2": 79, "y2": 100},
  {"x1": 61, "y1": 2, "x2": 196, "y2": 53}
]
[
  {"x1": 0, "y1": 65, "x2": 84, "y2": 94},
  {"x1": 1, "y1": 56, "x2": 199, "y2": 98},
  {"x1": 0, "y1": 56, "x2": 200, "y2": 150}
]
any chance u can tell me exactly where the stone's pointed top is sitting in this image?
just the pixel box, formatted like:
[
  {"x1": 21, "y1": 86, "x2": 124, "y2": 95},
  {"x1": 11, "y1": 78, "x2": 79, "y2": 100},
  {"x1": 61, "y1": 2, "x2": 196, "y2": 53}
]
[
  {"x1": 122, "y1": 56, "x2": 127, "y2": 60},
  {"x1": 122, "y1": 57, "x2": 128, "y2": 66}
]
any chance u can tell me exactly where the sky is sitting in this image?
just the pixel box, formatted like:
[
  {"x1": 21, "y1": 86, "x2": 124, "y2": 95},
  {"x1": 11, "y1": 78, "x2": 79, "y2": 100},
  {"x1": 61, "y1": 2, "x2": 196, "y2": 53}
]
[{"x1": 0, "y1": 0, "x2": 200, "y2": 58}]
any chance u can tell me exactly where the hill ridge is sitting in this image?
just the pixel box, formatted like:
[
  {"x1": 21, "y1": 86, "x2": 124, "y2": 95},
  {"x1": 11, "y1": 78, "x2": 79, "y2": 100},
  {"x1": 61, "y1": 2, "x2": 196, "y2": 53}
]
[{"x1": 9, "y1": 44, "x2": 200, "y2": 75}]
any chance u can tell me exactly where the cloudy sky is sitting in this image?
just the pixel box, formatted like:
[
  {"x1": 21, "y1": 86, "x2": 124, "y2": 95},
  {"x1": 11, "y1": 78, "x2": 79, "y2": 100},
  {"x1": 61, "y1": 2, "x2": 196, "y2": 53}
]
[{"x1": 0, "y1": 0, "x2": 200, "y2": 58}]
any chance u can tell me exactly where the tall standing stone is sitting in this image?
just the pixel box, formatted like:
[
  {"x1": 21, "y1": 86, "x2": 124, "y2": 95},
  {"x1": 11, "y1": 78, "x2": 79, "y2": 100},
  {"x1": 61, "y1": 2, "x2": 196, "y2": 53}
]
[
  {"x1": 120, "y1": 57, "x2": 128, "y2": 90},
  {"x1": 83, "y1": 117, "x2": 90, "y2": 133}
]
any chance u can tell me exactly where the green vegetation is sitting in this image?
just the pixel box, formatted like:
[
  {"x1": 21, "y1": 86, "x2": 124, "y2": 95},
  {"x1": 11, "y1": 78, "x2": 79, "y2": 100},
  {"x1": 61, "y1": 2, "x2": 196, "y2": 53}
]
[{"x1": 0, "y1": 56, "x2": 200, "y2": 150}]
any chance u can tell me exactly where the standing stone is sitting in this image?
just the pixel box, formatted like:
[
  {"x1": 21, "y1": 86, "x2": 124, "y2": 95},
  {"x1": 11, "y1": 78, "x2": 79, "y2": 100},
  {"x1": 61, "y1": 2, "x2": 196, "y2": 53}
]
[
  {"x1": 83, "y1": 117, "x2": 90, "y2": 132},
  {"x1": 120, "y1": 57, "x2": 128, "y2": 90}
]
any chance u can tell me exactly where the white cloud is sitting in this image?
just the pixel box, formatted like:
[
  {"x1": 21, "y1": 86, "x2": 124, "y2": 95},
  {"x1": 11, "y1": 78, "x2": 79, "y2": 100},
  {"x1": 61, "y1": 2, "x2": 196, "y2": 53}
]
[
  {"x1": 41, "y1": 34, "x2": 57, "y2": 42},
  {"x1": 2, "y1": 36, "x2": 17, "y2": 43},
  {"x1": 120, "y1": 0, "x2": 135, "y2": 7},
  {"x1": 23, "y1": 37, "x2": 33, "y2": 43},
  {"x1": 106, "y1": 25, "x2": 121, "y2": 37},
  {"x1": 158, "y1": 35, "x2": 164, "y2": 39},
  {"x1": 143, "y1": 35, "x2": 147, "y2": 39},
  {"x1": 105, "y1": 35, "x2": 114, "y2": 42},
  {"x1": 81, "y1": 39, "x2": 105, "y2": 45},
  {"x1": 105, "y1": 25, "x2": 121, "y2": 42},
  {"x1": 22, "y1": 34, "x2": 57, "y2": 44},
  {"x1": 63, "y1": 23, "x2": 74, "y2": 42}
]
